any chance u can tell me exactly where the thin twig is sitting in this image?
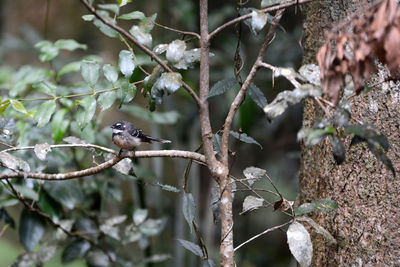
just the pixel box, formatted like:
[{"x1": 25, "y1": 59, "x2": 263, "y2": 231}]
[
  {"x1": 220, "y1": 10, "x2": 285, "y2": 166},
  {"x1": 79, "y1": 0, "x2": 201, "y2": 107},
  {"x1": 209, "y1": 0, "x2": 314, "y2": 40},
  {"x1": 154, "y1": 22, "x2": 200, "y2": 39},
  {"x1": 234, "y1": 220, "x2": 292, "y2": 251}
]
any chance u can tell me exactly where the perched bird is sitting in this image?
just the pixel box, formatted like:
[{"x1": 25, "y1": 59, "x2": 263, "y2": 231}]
[{"x1": 111, "y1": 121, "x2": 171, "y2": 156}]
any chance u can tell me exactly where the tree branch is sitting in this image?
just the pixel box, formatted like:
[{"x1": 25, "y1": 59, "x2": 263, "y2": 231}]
[
  {"x1": 220, "y1": 10, "x2": 284, "y2": 165},
  {"x1": 79, "y1": 0, "x2": 201, "y2": 107},
  {"x1": 209, "y1": 0, "x2": 314, "y2": 40},
  {"x1": 0, "y1": 146, "x2": 206, "y2": 180},
  {"x1": 1, "y1": 143, "x2": 117, "y2": 154},
  {"x1": 198, "y1": 0, "x2": 226, "y2": 177},
  {"x1": 154, "y1": 22, "x2": 200, "y2": 39},
  {"x1": 234, "y1": 220, "x2": 292, "y2": 251}
]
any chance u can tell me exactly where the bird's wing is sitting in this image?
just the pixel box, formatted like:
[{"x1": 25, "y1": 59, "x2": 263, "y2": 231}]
[{"x1": 128, "y1": 127, "x2": 152, "y2": 142}]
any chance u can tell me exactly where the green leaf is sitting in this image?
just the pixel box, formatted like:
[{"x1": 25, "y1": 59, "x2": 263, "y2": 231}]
[
  {"x1": 34, "y1": 100, "x2": 57, "y2": 127},
  {"x1": 0, "y1": 198, "x2": 19, "y2": 209},
  {"x1": 51, "y1": 109, "x2": 69, "y2": 143},
  {"x1": 242, "y1": 195, "x2": 265, "y2": 213},
  {"x1": 35, "y1": 40, "x2": 59, "y2": 62},
  {"x1": 118, "y1": 50, "x2": 135, "y2": 78},
  {"x1": 206, "y1": 77, "x2": 239, "y2": 99},
  {"x1": 44, "y1": 181, "x2": 84, "y2": 210},
  {"x1": 19, "y1": 209, "x2": 46, "y2": 251},
  {"x1": 297, "y1": 216, "x2": 337, "y2": 245},
  {"x1": 129, "y1": 25, "x2": 152, "y2": 48},
  {"x1": 103, "y1": 64, "x2": 119, "y2": 83},
  {"x1": 176, "y1": 239, "x2": 203, "y2": 257},
  {"x1": 154, "y1": 182, "x2": 180, "y2": 193},
  {"x1": 0, "y1": 100, "x2": 10, "y2": 114},
  {"x1": 118, "y1": 11, "x2": 145, "y2": 20},
  {"x1": 0, "y1": 152, "x2": 30, "y2": 172},
  {"x1": 345, "y1": 125, "x2": 389, "y2": 151},
  {"x1": 78, "y1": 96, "x2": 97, "y2": 129},
  {"x1": 32, "y1": 80, "x2": 57, "y2": 96},
  {"x1": 98, "y1": 91, "x2": 117, "y2": 111},
  {"x1": 116, "y1": 0, "x2": 132, "y2": 7},
  {"x1": 295, "y1": 199, "x2": 338, "y2": 216},
  {"x1": 10, "y1": 99, "x2": 27, "y2": 114},
  {"x1": 152, "y1": 72, "x2": 182, "y2": 95},
  {"x1": 0, "y1": 208, "x2": 15, "y2": 228},
  {"x1": 37, "y1": 191, "x2": 63, "y2": 223},
  {"x1": 287, "y1": 221, "x2": 312, "y2": 267},
  {"x1": 11, "y1": 184, "x2": 38, "y2": 200},
  {"x1": 139, "y1": 13, "x2": 157, "y2": 32},
  {"x1": 330, "y1": 135, "x2": 345, "y2": 164},
  {"x1": 243, "y1": 166, "x2": 266, "y2": 185},
  {"x1": 264, "y1": 84, "x2": 322, "y2": 121},
  {"x1": 54, "y1": 39, "x2": 87, "y2": 51},
  {"x1": 261, "y1": 0, "x2": 288, "y2": 8},
  {"x1": 140, "y1": 218, "x2": 166, "y2": 236},
  {"x1": 182, "y1": 193, "x2": 196, "y2": 233},
  {"x1": 133, "y1": 209, "x2": 148, "y2": 225},
  {"x1": 306, "y1": 126, "x2": 336, "y2": 146},
  {"x1": 247, "y1": 83, "x2": 267, "y2": 109},
  {"x1": 34, "y1": 143, "x2": 52, "y2": 161},
  {"x1": 230, "y1": 131, "x2": 262, "y2": 149},
  {"x1": 251, "y1": 10, "x2": 268, "y2": 33},
  {"x1": 166, "y1": 40, "x2": 186, "y2": 63},
  {"x1": 367, "y1": 143, "x2": 395, "y2": 176},
  {"x1": 93, "y1": 18, "x2": 119, "y2": 38},
  {"x1": 82, "y1": 14, "x2": 95, "y2": 21},
  {"x1": 212, "y1": 134, "x2": 222, "y2": 157},
  {"x1": 98, "y1": 4, "x2": 119, "y2": 15},
  {"x1": 62, "y1": 240, "x2": 91, "y2": 264},
  {"x1": 120, "y1": 81, "x2": 137, "y2": 105},
  {"x1": 57, "y1": 61, "x2": 82, "y2": 78},
  {"x1": 80, "y1": 60, "x2": 100, "y2": 85}
]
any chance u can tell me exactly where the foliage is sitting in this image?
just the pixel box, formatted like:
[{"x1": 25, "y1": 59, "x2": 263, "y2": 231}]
[{"x1": 0, "y1": 0, "x2": 397, "y2": 266}]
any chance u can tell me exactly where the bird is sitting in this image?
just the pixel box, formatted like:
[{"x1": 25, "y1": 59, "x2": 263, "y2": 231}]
[{"x1": 111, "y1": 120, "x2": 171, "y2": 156}]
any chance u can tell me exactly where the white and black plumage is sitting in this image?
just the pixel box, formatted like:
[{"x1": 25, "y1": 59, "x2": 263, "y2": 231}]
[{"x1": 111, "y1": 121, "x2": 171, "y2": 156}]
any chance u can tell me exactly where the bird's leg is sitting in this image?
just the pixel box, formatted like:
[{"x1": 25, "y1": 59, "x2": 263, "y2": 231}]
[{"x1": 118, "y1": 149, "x2": 123, "y2": 157}]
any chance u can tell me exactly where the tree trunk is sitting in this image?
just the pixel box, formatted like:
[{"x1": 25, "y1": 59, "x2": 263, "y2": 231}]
[{"x1": 300, "y1": 0, "x2": 400, "y2": 266}]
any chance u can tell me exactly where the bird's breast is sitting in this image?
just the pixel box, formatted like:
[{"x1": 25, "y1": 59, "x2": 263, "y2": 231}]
[{"x1": 112, "y1": 134, "x2": 142, "y2": 149}]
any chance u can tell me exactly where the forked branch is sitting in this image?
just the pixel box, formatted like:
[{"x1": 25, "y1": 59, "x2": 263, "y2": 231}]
[
  {"x1": 79, "y1": 0, "x2": 201, "y2": 107},
  {"x1": 220, "y1": 9, "x2": 285, "y2": 165}
]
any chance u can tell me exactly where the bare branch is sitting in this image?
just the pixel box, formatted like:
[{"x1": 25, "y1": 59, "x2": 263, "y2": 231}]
[
  {"x1": 0, "y1": 148, "x2": 206, "y2": 180},
  {"x1": 198, "y1": 0, "x2": 226, "y2": 177},
  {"x1": 220, "y1": 10, "x2": 284, "y2": 165},
  {"x1": 2, "y1": 143, "x2": 116, "y2": 154},
  {"x1": 79, "y1": 0, "x2": 201, "y2": 107},
  {"x1": 234, "y1": 220, "x2": 292, "y2": 251},
  {"x1": 154, "y1": 22, "x2": 200, "y2": 39},
  {"x1": 209, "y1": 0, "x2": 314, "y2": 40}
]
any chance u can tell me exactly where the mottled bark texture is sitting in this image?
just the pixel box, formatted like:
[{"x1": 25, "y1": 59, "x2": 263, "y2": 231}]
[{"x1": 300, "y1": 0, "x2": 400, "y2": 266}]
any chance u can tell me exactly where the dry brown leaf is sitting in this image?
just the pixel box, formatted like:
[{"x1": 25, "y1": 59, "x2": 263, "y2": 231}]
[{"x1": 317, "y1": 0, "x2": 400, "y2": 106}]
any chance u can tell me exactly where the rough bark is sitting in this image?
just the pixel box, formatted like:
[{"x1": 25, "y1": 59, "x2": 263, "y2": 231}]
[{"x1": 300, "y1": 0, "x2": 400, "y2": 266}]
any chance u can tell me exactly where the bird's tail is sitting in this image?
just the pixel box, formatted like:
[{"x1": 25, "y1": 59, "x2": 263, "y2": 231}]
[{"x1": 147, "y1": 136, "x2": 171, "y2": 144}]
